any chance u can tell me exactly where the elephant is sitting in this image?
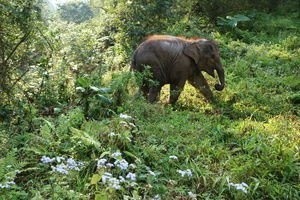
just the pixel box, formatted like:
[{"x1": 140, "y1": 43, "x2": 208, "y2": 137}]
[{"x1": 131, "y1": 35, "x2": 225, "y2": 104}]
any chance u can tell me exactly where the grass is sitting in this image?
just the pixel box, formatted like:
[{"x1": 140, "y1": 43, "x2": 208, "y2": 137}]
[{"x1": 0, "y1": 10, "x2": 299, "y2": 200}]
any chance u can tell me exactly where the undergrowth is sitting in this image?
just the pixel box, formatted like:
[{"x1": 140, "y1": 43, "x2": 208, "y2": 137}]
[{"x1": 0, "y1": 6, "x2": 299, "y2": 200}]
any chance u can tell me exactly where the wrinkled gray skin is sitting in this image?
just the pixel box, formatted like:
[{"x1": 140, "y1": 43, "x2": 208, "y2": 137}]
[{"x1": 131, "y1": 35, "x2": 225, "y2": 104}]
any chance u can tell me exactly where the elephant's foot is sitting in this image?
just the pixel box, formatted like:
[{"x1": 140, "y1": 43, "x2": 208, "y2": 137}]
[
  {"x1": 199, "y1": 86, "x2": 213, "y2": 100},
  {"x1": 148, "y1": 87, "x2": 161, "y2": 103}
]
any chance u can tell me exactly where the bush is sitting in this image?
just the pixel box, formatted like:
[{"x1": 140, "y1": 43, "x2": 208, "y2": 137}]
[{"x1": 192, "y1": 0, "x2": 293, "y2": 23}]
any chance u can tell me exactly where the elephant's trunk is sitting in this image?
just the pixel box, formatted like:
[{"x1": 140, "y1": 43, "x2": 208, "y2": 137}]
[{"x1": 214, "y1": 64, "x2": 225, "y2": 91}]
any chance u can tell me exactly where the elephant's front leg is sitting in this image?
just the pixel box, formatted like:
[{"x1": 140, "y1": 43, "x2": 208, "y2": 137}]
[
  {"x1": 188, "y1": 73, "x2": 213, "y2": 101},
  {"x1": 169, "y1": 80, "x2": 186, "y2": 105},
  {"x1": 148, "y1": 86, "x2": 161, "y2": 103}
]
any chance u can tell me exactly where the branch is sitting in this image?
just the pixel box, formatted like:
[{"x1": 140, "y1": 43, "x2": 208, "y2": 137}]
[
  {"x1": 37, "y1": 27, "x2": 54, "y2": 51},
  {"x1": 4, "y1": 31, "x2": 31, "y2": 64},
  {"x1": 10, "y1": 68, "x2": 30, "y2": 90}
]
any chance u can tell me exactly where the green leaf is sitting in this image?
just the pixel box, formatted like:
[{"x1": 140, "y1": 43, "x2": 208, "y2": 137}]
[
  {"x1": 228, "y1": 20, "x2": 238, "y2": 27},
  {"x1": 76, "y1": 86, "x2": 85, "y2": 93},
  {"x1": 124, "y1": 151, "x2": 141, "y2": 164},
  {"x1": 90, "y1": 174, "x2": 101, "y2": 185},
  {"x1": 99, "y1": 87, "x2": 111, "y2": 94},
  {"x1": 234, "y1": 14, "x2": 250, "y2": 22},
  {"x1": 95, "y1": 192, "x2": 109, "y2": 200},
  {"x1": 76, "y1": 77, "x2": 90, "y2": 88},
  {"x1": 42, "y1": 119, "x2": 55, "y2": 130},
  {"x1": 97, "y1": 94, "x2": 112, "y2": 104},
  {"x1": 90, "y1": 86, "x2": 101, "y2": 92},
  {"x1": 100, "y1": 151, "x2": 111, "y2": 158}
]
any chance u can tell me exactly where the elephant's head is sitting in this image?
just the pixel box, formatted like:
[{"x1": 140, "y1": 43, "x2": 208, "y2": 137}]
[{"x1": 183, "y1": 39, "x2": 225, "y2": 91}]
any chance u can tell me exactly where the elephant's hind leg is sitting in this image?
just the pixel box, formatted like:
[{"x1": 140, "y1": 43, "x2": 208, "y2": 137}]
[{"x1": 169, "y1": 80, "x2": 186, "y2": 105}]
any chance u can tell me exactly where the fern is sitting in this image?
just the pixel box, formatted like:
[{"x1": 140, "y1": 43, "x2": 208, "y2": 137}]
[
  {"x1": 70, "y1": 127, "x2": 102, "y2": 150},
  {"x1": 0, "y1": 150, "x2": 26, "y2": 182}
]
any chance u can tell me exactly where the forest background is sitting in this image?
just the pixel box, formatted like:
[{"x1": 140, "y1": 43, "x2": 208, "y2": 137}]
[{"x1": 0, "y1": 0, "x2": 299, "y2": 199}]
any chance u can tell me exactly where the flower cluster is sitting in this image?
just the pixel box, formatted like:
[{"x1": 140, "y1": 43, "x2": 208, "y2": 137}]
[
  {"x1": 40, "y1": 156, "x2": 84, "y2": 175},
  {"x1": 169, "y1": 155, "x2": 178, "y2": 160},
  {"x1": 119, "y1": 113, "x2": 133, "y2": 120},
  {"x1": 96, "y1": 151, "x2": 137, "y2": 190},
  {"x1": 119, "y1": 113, "x2": 137, "y2": 130},
  {"x1": 101, "y1": 172, "x2": 123, "y2": 190},
  {"x1": 146, "y1": 166, "x2": 157, "y2": 176},
  {"x1": 0, "y1": 181, "x2": 15, "y2": 189},
  {"x1": 177, "y1": 169, "x2": 193, "y2": 177},
  {"x1": 229, "y1": 182, "x2": 249, "y2": 194}
]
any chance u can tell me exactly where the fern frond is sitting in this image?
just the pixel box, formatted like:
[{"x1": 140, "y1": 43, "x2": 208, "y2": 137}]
[{"x1": 70, "y1": 127, "x2": 102, "y2": 150}]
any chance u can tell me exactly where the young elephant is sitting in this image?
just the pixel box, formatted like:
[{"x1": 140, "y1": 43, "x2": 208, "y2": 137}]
[{"x1": 131, "y1": 35, "x2": 225, "y2": 104}]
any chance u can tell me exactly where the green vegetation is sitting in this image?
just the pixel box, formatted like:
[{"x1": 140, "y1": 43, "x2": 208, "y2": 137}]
[{"x1": 0, "y1": 0, "x2": 299, "y2": 199}]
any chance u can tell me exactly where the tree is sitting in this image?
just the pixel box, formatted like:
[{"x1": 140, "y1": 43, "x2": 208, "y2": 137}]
[
  {"x1": 0, "y1": 0, "x2": 42, "y2": 99},
  {"x1": 58, "y1": 2, "x2": 94, "y2": 23}
]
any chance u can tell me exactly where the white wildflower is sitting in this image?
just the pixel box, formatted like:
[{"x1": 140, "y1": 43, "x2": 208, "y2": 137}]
[
  {"x1": 101, "y1": 173, "x2": 122, "y2": 190},
  {"x1": 229, "y1": 182, "x2": 249, "y2": 194},
  {"x1": 51, "y1": 164, "x2": 69, "y2": 174},
  {"x1": 106, "y1": 163, "x2": 114, "y2": 168},
  {"x1": 107, "y1": 177, "x2": 121, "y2": 190},
  {"x1": 114, "y1": 159, "x2": 129, "y2": 170},
  {"x1": 146, "y1": 167, "x2": 156, "y2": 176},
  {"x1": 66, "y1": 158, "x2": 83, "y2": 171},
  {"x1": 108, "y1": 132, "x2": 116, "y2": 137},
  {"x1": 119, "y1": 113, "x2": 133, "y2": 120},
  {"x1": 97, "y1": 158, "x2": 107, "y2": 168},
  {"x1": 0, "y1": 184, "x2": 9, "y2": 189},
  {"x1": 0, "y1": 181, "x2": 15, "y2": 189},
  {"x1": 101, "y1": 172, "x2": 113, "y2": 184},
  {"x1": 188, "y1": 191, "x2": 197, "y2": 199},
  {"x1": 6, "y1": 181, "x2": 15, "y2": 185},
  {"x1": 119, "y1": 176, "x2": 126, "y2": 183},
  {"x1": 129, "y1": 163, "x2": 137, "y2": 169},
  {"x1": 40, "y1": 156, "x2": 55, "y2": 164},
  {"x1": 55, "y1": 156, "x2": 65, "y2": 163},
  {"x1": 66, "y1": 158, "x2": 76, "y2": 168},
  {"x1": 111, "y1": 152, "x2": 122, "y2": 158},
  {"x1": 169, "y1": 155, "x2": 178, "y2": 160},
  {"x1": 177, "y1": 169, "x2": 193, "y2": 177},
  {"x1": 185, "y1": 169, "x2": 193, "y2": 177},
  {"x1": 126, "y1": 172, "x2": 136, "y2": 181}
]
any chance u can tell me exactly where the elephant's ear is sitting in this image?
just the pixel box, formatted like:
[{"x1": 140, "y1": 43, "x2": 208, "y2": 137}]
[
  {"x1": 201, "y1": 42, "x2": 215, "y2": 58},
  {"x1": 183, "y1": 43, "x2": 200, "y2": 64}
]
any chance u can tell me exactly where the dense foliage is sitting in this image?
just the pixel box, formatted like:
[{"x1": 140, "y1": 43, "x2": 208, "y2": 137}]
[
  {"x1": 0, "y1": 0, "x2": 299, "y2": 199},
  {"x1": 58, "y1": 1, "x2": 94, "y2": 23}
]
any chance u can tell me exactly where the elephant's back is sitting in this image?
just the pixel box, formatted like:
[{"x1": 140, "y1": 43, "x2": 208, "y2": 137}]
[
  {"x1": 136, "y1": 36, "x2": 185, "y2": 61},
  {"x1": 143, "y1": 35, "x2": 185, "y2": 49}
]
